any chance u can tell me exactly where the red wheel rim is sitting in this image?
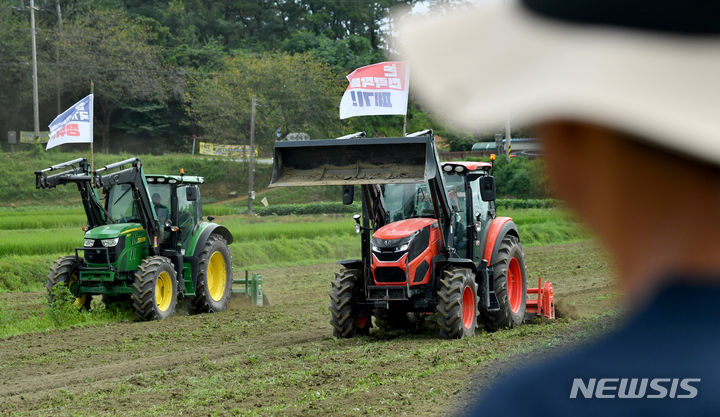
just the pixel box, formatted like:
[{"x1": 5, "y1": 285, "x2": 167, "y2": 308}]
[
  {"x1": 508, "y1": 257, "x2": 523, "y2": 313},
  {"x1": 461, "y1": 286, "x2": 475, "y2": 329},
  {"x1": 355, "y1": 316, "x2": 368, "y2": 329}
]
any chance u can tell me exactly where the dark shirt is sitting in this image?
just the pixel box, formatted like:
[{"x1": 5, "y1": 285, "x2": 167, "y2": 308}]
[{"x1": 467, "y1": 282, "x2": 720, "y2": 416}]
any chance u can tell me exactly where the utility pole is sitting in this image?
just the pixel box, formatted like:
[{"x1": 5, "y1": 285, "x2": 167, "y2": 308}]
[
  {"x1": 55, "y1": 0, "x2": 63, "y2": 114},
  {"x1": 248, "y1": 95, "x2": 256, "y2": 215},
  {"x1": 505, "y1": 114, "x2": 511, "y2": 162},
  {"x1": 30, "y1": 0, "x2": 40, "y2": 139}
]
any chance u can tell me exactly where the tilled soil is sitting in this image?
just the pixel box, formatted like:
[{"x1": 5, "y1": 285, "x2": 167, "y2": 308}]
[{"x1": 0, "y1": 241, "x2": 618, "y2": 416}]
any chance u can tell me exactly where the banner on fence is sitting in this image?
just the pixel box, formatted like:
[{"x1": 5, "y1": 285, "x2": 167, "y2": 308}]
[
  {"x1": 198, "y1": 142, "x2": 258, "y2": 159},
  {"x1": 20, "y1": 131, "x2": 50, "y2": 144},
  {"x1": 339, "y1": 61, "x2": 409, "y2": 119}
]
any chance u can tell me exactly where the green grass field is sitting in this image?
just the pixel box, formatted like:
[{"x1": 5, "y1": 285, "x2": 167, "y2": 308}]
[{"x1": 0, "y1": 205, "x2": 584, "y2": 296}]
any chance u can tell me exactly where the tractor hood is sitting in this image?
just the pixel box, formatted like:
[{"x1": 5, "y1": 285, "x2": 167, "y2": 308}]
[
  {"x1": 85, "y1": 223, "x2": 144, "y2": 239},
  {"x1": 373, "y1": 218, "x2": 437, "y2": 240}
]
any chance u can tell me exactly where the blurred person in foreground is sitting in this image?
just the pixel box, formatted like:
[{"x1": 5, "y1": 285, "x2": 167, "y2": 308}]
[{"x1": 399, "y1": 0, "x2": 720, "y2": 415}]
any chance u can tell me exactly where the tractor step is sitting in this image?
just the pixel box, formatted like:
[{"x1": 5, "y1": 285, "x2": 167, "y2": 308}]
[
  {"x1": 526, "y1": 277, "x2": 555, "y2": 319},
  {"x1": 232, "y1": 270, "x2": 268, "y2": 306}
]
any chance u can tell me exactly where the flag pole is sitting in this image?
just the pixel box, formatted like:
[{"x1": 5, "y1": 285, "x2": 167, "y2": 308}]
[{"x1": 90, "y1": 80, "x2": 94, "y2": 175}]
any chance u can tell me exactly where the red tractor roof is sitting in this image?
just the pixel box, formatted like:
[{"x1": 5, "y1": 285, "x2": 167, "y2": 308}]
[{"x1": 441, "y1": 161, "x2": 492, "y2": 173}]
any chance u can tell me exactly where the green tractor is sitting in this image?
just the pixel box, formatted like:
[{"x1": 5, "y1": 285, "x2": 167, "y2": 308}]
[{"x1": 36, "y1": 157, "x2": 236, "y2": 320}]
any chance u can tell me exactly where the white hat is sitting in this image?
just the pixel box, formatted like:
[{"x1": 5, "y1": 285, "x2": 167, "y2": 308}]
[{"x1": 398, "y1": 1, "x2": 720, "y2": 164}]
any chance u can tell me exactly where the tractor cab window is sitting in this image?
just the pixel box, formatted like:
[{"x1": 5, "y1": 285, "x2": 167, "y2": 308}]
[
  {"x1": 382, "y1": 182, "x2": 434, "y2": 222},
  {"x1": 107, "y1": 184, "x2": 140, "y2": 223},
  {"x1": 470, "y1": 178, "x2": 490, "y2": 225},
  {"x1": 148, "y1": 183, "x2": 172, "y2": 225},
  {"x1": 443, "y1": 173, "x2": 468, "y2": 254},
  {"x1": 176, "y1": 184, "x2": 199, "y2": 243}
]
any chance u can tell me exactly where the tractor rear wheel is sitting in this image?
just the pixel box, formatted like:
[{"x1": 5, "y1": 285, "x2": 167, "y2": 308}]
[
  {"x1": 132, "y1": 256, "x2": 177, "y2": 321},
  {"x1": 481, "y1": 234, "x2": 527, "y2": 331},
  {"x1": 191, "y1": 234, "x2": 233, "y2": 313},
  {"x1": 329, "y1": 268, "x2": 370, "y2": 338},
  {"x1": 46, "y1": 255, "x2": 91, "y2": 309},
  {"x1": 437, "y1": 267, "x2": 478, "y2": 338}
]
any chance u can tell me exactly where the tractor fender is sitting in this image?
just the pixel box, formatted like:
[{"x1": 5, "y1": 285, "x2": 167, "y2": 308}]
[
  {"x1": 445, "y1": 257, "x2": 478, "y2": 278},
  {"x1": 337, "y1": 259, "x2": 363, "y2": 270},
  {"x1": 482, "y1": 217, "x2": 519, "y2": 264},
  {"x1": 433, "y1": 256, "x2": 478, "y2": 287},
  {"x1": 187, "y1": 223, "x2": 234, "y2": 257}
]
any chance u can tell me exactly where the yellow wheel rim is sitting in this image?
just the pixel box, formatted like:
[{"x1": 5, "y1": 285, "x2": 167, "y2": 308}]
[
  {"x1": 207, "y1": 251, "x2": 227, "y2": 302},
  {"x1": 155, "y1": 271, "x2": 173, "y2": 312},
  {"x1": 68, "y1": 272, "x2": 87, "y2": 308}
]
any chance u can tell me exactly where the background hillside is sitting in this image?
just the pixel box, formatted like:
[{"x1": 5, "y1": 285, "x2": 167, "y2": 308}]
[{"x1": 0, "y1": 0, "x2": 510, "y2": 155}]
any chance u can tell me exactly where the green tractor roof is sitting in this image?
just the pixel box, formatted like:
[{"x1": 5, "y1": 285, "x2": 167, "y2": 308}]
[{"x1": 145, "y1": 174, "x2": 204, "y2": 184}]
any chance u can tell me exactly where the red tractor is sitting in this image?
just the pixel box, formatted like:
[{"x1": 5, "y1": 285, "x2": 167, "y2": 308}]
[{"x1": 270, "y1": 130, "x2": 554, "y2": 338}]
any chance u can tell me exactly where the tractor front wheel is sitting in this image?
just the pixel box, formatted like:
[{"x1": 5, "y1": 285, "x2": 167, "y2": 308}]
[
  {"x1": 481, "y1": 234, "x2": 527, "y2": 331},
  {"x1": 191, "y1": 234, "x2": 233, "y2": 314},
  {"x1": 329, "y1": 268, "x2": 370, "y2": 338},
  {"x1": 46, "y1": 255, "x2": 91, "y2": 310},
  {"x1": 132, "y1": 256, "x2": 177, "y2": 321},
  {"x1": 437, "y1": 267, "x2": 478, "y2": 338}
]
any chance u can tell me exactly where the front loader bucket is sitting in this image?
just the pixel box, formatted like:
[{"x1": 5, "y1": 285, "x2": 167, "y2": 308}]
[{"x1": 270, "y1": 136, "x2": 437, "y2": 187}]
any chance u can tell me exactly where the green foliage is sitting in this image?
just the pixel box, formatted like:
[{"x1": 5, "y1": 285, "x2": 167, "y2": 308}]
[
  {"x1": 255, "y1": 202, "x2": 360, "y2": 216},
  {"x1": 0, "y1": 292, "x2": 133, "y2": 339},
  {"x1": 186, "y1": 52, "x2": 344, "y2": 150},
  {"x1": 0, "y1": 255, "x2": 57, "y2": 292},
  {"x1": 492, "y1": 157, "x2": 551, "y2": 199},
  {"x1": 496, "y1": 199, "x2": 559, "y2": 210},
  {"x1": 0, "y1": 150, "x2": 271, "y2": 205},
  {"x1": 58, "y1": 9, "x2": 180, "y2": 152},
  {"x1": 231, "y1": 236, "x2": 360, "y2": 270}
]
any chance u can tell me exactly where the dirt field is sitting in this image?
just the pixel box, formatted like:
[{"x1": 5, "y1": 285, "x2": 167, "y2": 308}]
[{"x1": 0, "y1": 241, "x2": 620, "y2": 416}]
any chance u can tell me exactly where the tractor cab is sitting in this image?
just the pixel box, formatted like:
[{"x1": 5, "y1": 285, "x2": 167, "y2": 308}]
[
  {"x1": 144, "y1": 174, "x2": 203, "y2": 248},
  {"x1": 371, "y1": 161, "x2": 495, "y2": 289}
]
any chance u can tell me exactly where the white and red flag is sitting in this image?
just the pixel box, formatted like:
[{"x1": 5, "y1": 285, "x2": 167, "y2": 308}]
[
  {"x1": 47, "y1": 94, "x2": 93, "y2": 150},
  {"x1": 339, "y1": 61, "x2": 409, "y2": 119}
]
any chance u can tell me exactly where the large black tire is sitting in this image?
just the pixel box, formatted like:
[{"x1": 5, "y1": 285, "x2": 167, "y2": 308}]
[
  {"x1": 329, "y1": 268, "x2": 371, "y2": 338},
  {"x1": 191, "y1": 234, "x2": 233, "y2": 314},
  {"x1": 481, "y1": 234, "x2": 527, "y2": 331},
  {"x1": 46, "y1": 255, "x2": 91, "y2": 309},
  {"x1": 437, "y1": 267, "x2": 478, "y2": 338},
  {"x1": 132, "y1": 256, "x2": 177, "y2": 321}
]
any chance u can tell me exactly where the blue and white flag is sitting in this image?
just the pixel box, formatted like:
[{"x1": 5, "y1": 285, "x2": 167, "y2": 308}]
[{"x1": 47, "y1": 94, "x2": 93, "y2": 150}]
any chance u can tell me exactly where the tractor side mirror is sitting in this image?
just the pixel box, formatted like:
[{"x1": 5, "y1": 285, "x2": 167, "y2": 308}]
[
  {"x1": 479, "y1": 176, "x2": 496, "y2": 201},
  {"x1": 342, "y1": 185, "x2": 354, "y2": 205},
  {"x1": 186, "y1": 186, "x2": 198, "y2": 201}
]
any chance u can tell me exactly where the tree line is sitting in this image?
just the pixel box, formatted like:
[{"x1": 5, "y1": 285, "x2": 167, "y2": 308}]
[{"x1": 0, "y1": 0, "x2": 490, "y2": 155}]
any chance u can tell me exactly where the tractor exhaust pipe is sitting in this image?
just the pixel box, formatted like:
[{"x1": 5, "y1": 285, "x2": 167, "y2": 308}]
[{"x1": 270, "y1": 136, "x2": 437, "y2": 187}]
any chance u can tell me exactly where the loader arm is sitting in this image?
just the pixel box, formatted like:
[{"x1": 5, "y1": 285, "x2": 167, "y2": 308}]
[
  {"x1": 361, "y1": 184, "x2": 389, "y2": 231},
  {"x1": 270, "y1": 134, "x2": 455, "y2": 252},
  {"x1": 35, "y1": 158, "x2": 107, "y2": 229},
  {"x1": 93, "y1": 158, "x2": 161, "y2": 256}
]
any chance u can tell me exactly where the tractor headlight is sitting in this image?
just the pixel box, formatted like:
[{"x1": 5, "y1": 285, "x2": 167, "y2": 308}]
[
  {"x1": 371, "y1": 233, "x2": 416, "y2": 252},
  {"x1": 84, "y1": 239, "x2": 95, "y2": 247},
  {"x1": 101, "y1": 238, "x2": 119, "y2": 247}
]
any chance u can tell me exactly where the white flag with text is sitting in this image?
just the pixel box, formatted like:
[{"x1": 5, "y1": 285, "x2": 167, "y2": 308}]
[
  {"x1": 339, "y1": 62, "x2": 409, "y2": 119},
  {"x1": 47, "y1": 94, "x2": 93, "y2": 150}
]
